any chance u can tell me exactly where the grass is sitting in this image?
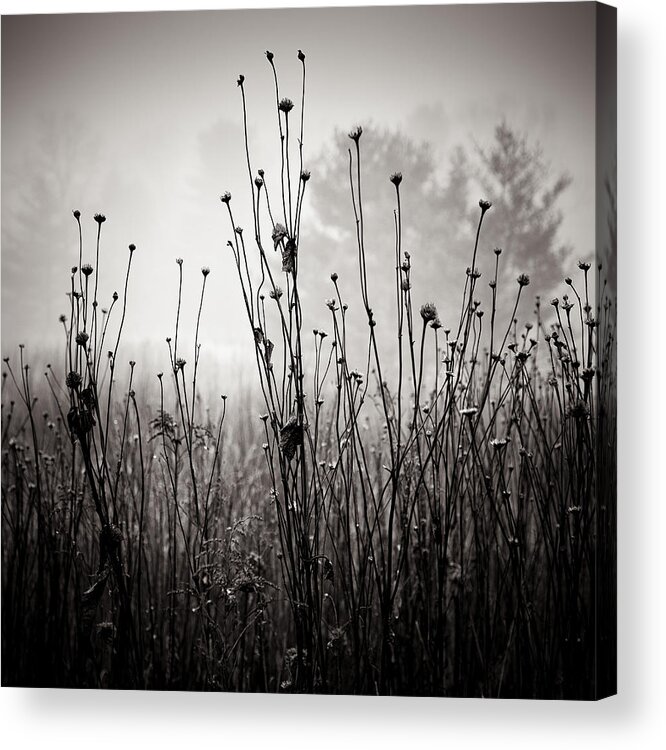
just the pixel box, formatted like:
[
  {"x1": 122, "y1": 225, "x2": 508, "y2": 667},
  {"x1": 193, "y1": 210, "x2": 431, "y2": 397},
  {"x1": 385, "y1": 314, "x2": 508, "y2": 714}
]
[{"x1": 1, "y1": 50, "x2": 616, "y2": 698}]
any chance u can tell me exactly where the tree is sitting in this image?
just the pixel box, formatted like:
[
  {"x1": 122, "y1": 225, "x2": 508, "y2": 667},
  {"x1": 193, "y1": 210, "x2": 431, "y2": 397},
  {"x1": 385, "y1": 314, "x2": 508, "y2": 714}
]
[
  {"x1": 300, "y1": 124, "x2": 471, "y2": 364},
  {"x1": 300, "y1": 121, "x2": 571, "y2": 366},
  {"x1": 472, "y1": 120, "x2": 572, "y2": 295}
]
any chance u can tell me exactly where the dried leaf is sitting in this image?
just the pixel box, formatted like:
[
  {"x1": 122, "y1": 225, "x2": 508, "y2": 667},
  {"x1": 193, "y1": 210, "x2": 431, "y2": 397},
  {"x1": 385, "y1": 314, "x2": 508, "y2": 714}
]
[{"x1": 279, "y1": 415, "x2": 303, "y2": 461}]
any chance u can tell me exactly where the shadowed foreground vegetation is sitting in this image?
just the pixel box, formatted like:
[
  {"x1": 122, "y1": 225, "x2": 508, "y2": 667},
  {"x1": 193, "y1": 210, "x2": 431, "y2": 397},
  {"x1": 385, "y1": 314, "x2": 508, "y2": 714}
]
[{"x1": 1, "y1": 51, "x2": 616, "y2": 698}]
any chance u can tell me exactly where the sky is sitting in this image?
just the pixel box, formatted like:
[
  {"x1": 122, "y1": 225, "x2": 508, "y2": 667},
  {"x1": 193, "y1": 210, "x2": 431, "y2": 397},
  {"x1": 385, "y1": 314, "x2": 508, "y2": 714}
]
[{"x1": 1, "y1": 3, "x2": 598, "y2": 376}]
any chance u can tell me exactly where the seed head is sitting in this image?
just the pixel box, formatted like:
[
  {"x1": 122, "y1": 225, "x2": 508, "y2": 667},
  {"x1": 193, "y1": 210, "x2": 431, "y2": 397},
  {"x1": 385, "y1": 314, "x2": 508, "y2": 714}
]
[
  {"x1": 174, "y1": 357, "x2": 186, "y2": 372},
  {"x1": 493, "y1": 247, "x2": 502, "y2": 256},
  {"x1": 278, "y1": 98, "x2": 294, "y2": 113},
  {"x1": 420, "y1": 302, "x2": 438, "y2": 323},
  {"x1": 578, "y1": 260, "x2": 591, "y2": 272},
  {"x1": 237, "y1": 74, "x2": 245, "y2": 87},
  {"x1": 255, "y1": 175, "x2": 264, "y2": 188},
  {"x1": 176, "y1": 257, "x2": 183, "y2": 266},
  {"x1": 81, "y1": 263, "x2": 93, "y2": 277},
  {"x1": 129, "y1": 243, "x2": 136, "y2": 252},
  {"x1": 59, "y1": 314, "x2": 67, "y2": 323},
  {"x1": 201, "y1": 266, "x2": 210, "y2": 277},
  {"x1": 517, "y1": 273, "x2": 530, "y2": 287},
  {"x1": 330, "y1": 272, "x2": 338, "y2": 283},
  {"x1": 265, "y1": 50, "x2": 274, "y2": 63},
  {"x1": 66, "y1": 371, "x2": 82, "y2": 390},
  {"x1": 567, "y1": 399, "x2": 590, "y2": 420},
  {"x1": 348, "y1": 126, "x2": 363, "y2": 143},
  {"x1": 94, "y1": 213, "x2": 106, "y2": 224},
  {"x1": 220, "y1": 191, "x2": 232, "y2": 204},
  {"x1": 269, "y1": 286, "x2": 283, "y2": 300},
  {"x1": 112, "y1": 291, "x2": 119, "y2": 301},
  {"x1": 298, "y1": 49, "x2": 305, "y2": 62},
  {"x1": 390, "y1": 172, "x2": 403, "y2": 187},
  {"x1": 72, "y1": 209, "x2": 81, "y2": 220},
  {"x1": 75, "y1": 331, "x2": 89, "y2": 347},
  {"x1": 300, "y1": 169, "x2": 311, "y2": 182},
  {"x1": 479, "y1": 199, "x2": 492, "y2": 213}
]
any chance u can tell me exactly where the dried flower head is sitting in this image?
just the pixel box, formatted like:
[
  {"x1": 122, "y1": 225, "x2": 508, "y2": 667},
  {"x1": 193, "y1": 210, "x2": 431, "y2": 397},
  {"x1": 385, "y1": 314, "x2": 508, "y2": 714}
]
[
  {"x1": 237, "y1": 74, "x2": 245, "y2": 87},
  {"x1": 220, "y1": 191, "x2": 232, "y2": 204},
  {"x1": 330, "y1": 272, "x2": 338, "y2": 282},
  {"x1": 176, "y1": 257, "x2": 183, "y2": 266},
  {"x1": 479, "y1": 199, "x2": 492, "y2": 213},
  {"x1": 72, "y1": 209, "x2": 81, "y2": 220},
  {"x1": 578, "y1": 260, "x2": 591, "y2": 272},
  {"x1": 390, "y1": 172, "x2": 403, "y2": 186},
  {"x1": 269, "y1": 286, "x2": 283, "y2": 300},
  {"x1": 66, "y1": 371, "x2": 82, "y2": 390},
  {"x1": 174, "y1": 357, "x2": 186, "y2": 372},
  {"x1": 298, "y1": 49, "x2": 305, "y2": 62},
  {"x1": 255, "y1": 175, "x2": 264, "y2": 188},
  {"x1": 75, "y1": 331, "x2": 89, "y2": 347},
  {"x1": 567, "y1": 399, "x2": 590, "y2": 420},
  {"x1": 348, "y1": 126, "x2": 363, "y2": 143},
  {"x1": 420, "y1": 303, "x2": 438, "y2": 323},
  {"x1": 201, "y1": 266, "x2": 210, "y2": 277},
  {"x1": 265, "y1": 50, "x2": 274, "y2": 63},
  {"x1": 81, "y1": 263, "x2": 93, "y2": 277},
  {"x1": 94, "y1": 213, "x2": 106, "y2": 224},
  {"x1": 278, "y1": 98, "x2": 294, "y2": 113},
  {"x1": 300, "y1": 169, "x2": 311, "y2": 182},
  {"x1": 517, "y1": 273, "x2": 530, "y2": 287}
]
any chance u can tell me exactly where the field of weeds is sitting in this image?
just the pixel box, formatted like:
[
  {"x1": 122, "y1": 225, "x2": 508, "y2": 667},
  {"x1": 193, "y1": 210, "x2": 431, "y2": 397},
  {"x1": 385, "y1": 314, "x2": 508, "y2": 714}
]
[{"x1": 1, "y1": 51, "x2": 616, "y2": 698}]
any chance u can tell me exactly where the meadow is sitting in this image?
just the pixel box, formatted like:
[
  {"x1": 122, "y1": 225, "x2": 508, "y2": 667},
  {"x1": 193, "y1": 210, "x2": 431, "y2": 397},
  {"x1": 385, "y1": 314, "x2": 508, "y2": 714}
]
[{"x1": 1, "y1": 51, "x2": 616, "y2": 698}]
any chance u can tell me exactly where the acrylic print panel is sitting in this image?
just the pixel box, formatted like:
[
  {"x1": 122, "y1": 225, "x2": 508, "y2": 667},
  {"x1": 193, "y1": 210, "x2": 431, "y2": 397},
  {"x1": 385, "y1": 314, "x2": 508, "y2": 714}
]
[{"x1": 1, "y1": 2, "x2": 616, "y2": 698}]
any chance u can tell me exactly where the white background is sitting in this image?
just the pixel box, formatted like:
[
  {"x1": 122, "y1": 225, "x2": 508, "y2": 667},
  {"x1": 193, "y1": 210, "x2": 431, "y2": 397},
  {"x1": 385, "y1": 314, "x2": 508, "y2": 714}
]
[{"x1": 1, "y1": 0, "x2": 664, "y2": 747}]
